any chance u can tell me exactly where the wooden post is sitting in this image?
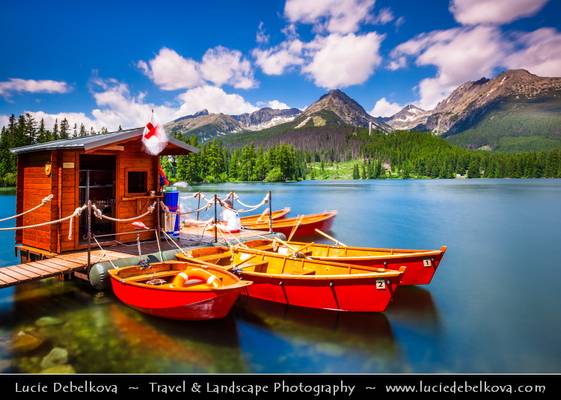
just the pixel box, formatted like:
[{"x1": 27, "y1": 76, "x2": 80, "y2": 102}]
[
  {"x1": 87, "y1": 200, "x2": 92, "y2": 269},
  {"x1": 214, "y1": 194, "x2": 218, "y2": 243},
  {"x1": 156, "y1": 198, "x2": 164, "y2": 261},
  {"x1": 268, "y1": 191, "x2": 273, "y2": 233},
  {"x1": 196, "y1": 192, "x2": 201, "y2": 221}
]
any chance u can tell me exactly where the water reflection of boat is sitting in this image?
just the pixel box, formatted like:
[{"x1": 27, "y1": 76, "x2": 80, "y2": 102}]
[
  {"x1": 387, "y1": 286, "x2": 441, "y2": 335},
  {"x1": 110, "y1": 305, "x2": 212, "y2": 366},
  {"x1": 110, "y1": 304, "x2": 247, "y2": 371},
  {"x1": 236, "y1": 298, "x2": 401, "y2": 363}
]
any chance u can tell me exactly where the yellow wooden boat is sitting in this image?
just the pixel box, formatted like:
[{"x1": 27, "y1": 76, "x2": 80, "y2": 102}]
[{"x1": 241, "y1": 239, "x2": 446, "y2": 285}]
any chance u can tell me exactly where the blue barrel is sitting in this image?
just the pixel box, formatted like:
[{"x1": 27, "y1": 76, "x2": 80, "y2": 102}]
[{"x1": 164, "y1": 187, "x2": 180, "y2": 237}]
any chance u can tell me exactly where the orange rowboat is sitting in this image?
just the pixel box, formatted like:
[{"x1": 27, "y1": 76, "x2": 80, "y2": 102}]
[
  {"x1": 239, "y1": 240, "x2": 447, "y2": 286},
  {"x1": 176, "y1": 246, "x2": 403, "y2": 312},
  {"x1": 242, "y1": 211, "x2": 337, "y2": 238},
  {"x1": 108, "y1": 261, "x2": 252, "y2": 320},
  {"x1": 239, "y1": 207, "x2": 291, "y2": 224}
]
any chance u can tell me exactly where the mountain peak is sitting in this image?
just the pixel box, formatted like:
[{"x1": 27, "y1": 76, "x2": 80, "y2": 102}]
[
  {"x1": 302, "y1": 89, "x2": 390, "y2": 131},
  {"x1": 193, "y1": 109, "x2": 209, "y2": 117},
  {"x1": 383, "y1": 104, "x2": 430, "y2": 130},
  {"x1": 428, "y1": 69, "x2": 561, "y2": 134}
]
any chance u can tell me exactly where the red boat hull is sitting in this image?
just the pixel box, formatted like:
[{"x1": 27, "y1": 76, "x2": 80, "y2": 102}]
[
  {"x1": 110, "y1": 277, "x2": 243, "y2": 320},
  {"x1": 272, "y1": 215, "x2": 335, "y2": 238},
  {"x1": 239, "y1": 274, "x2": 400, "y2": 312},
  {"x1": 326, "y1": 252, "x2": 446, "y2": 286}
]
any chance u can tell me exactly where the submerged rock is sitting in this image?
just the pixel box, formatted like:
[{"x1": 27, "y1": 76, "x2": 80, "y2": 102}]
[
  {"x1": 40, "y1": 364, "x2": 75, "y2": 374},
  {"x1": 40, "y1": 347, "x2": 68, "y2": 369},
  {"x1": 35, "y1": 316, "x2": 64, "y2": 327},
  {"x1": 12, "y1": 331, "x2": 45, "y2": 354}
]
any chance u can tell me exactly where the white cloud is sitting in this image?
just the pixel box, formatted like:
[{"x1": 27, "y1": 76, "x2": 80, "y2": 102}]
[
  {"x1": 505, "y1": 28, "x2": 561, "y2": 76},
  {"x1": 390, "y1": 26, "x2": 508, "y2": 109},
  {"x1": 370, "y1": 97, "x2": 402, "y2": 117},
  {"x1": 138, "y1": 48, "x2": 202, "y2": 91},
  {"x1": 177, "y1": 86, "x2": 258, "y2": 116},
  {"x1": 252, "y1": 39, "x2": 305, "y2": 75},
  {"x1": 387, "y1": 56, "x2": 406, "y2": 71},
  {"x1": 200, "y1": 46, "x2": 256, "y2": 89},
  {"x1": 373, "y1": 7, "x2": 394, "y2": 25},
  {"x1": 284, "y1": 0, "x2": 375, "y2": 34},
  {"x1": 303, "y1": 32, "x2": 384, "y2": 89},
  {"x1": 264, "y1": 100, "x2": 291, "y2": 109},
  {"x1": 256, "y1": 21, "x2": 269, "y2": 44},
  {"x1": 22, "y1": 111, "x2": 99, "y2": 132},
  {"x1": 0, "y1": 78, "x2": 70, "y2": 97},
  {"x1": 139, "y1": 46, "x2": 256, "y2": 90},
  {"x1": 90, "y1": 79, "x2": 177, "y2": 130},
  {"x1": 450, "y1": 0, "x2": 548, "y2": 25}
]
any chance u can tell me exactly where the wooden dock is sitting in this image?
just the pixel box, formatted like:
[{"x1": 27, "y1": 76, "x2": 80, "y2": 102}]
[{"x1": 0, "y1": 226, "x2": 275, "y2": 289}]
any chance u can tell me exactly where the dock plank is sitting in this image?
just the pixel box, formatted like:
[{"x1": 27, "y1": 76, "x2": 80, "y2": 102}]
[
  {"x1": 25, "y1": 261, "x2": 65, "y2": 274},
  {"x1": 0, "y1": 268, "x2": 33, "y2": 281},
  {"x1": 3, "y1": 266, "x2": 41, "y2": 279},
  {"x1": 17, "y1": 264, "x2": 53, "y2": 277},
  {"x1": 39, "y1": 258, "x2": 81, "y2": 269},
  {"x1": 29, "y1": 260, "x2": 68, "y2": 272},
  {"x1": 0, "y1": 271, "x2": 17, "y2": 284}
]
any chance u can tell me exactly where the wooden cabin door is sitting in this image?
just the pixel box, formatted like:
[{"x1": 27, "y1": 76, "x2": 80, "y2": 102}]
[{"x1": 79, "y1": 155, "x2": 116, "y2": 242}]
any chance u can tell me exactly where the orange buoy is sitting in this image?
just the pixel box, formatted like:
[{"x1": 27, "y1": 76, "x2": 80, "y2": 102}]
[{"x1": 171, "y1": 268, "x2": 221, "y2": 288}]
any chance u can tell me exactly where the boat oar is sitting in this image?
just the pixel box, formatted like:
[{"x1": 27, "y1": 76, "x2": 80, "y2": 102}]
[
  {"x1": 288, "y1": 242, "x2": 313, "y2": 257},
  {"x1": 273, "y1": 236, "x2": 313, "y2": 260},
  {"x1": 225, "y1": 254, "x2": 259, "y2": 272},
  {"x1": 287, "y1": 215, "x2": 303, "y2": 241},
  {"x1": 256, "y1": 207, "x2": 269, "y2": 223},
  {"x1": 314, "y1": 229, "x2": 347, "y2": 247}
]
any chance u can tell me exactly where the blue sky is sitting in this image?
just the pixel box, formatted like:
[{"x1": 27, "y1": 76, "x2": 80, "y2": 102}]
[{"x1": 1, "y1": 0, "x2": 560, "y2": 130}]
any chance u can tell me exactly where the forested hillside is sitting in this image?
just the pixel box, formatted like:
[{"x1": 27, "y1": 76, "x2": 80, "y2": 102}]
[{"x1": 169, "y1": 129, "x2": 561, "y2": 183}]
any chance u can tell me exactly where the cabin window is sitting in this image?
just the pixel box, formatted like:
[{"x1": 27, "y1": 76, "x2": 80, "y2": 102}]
[{"x1": 127, "y1": 171, "x2": 147, "y2": 194}]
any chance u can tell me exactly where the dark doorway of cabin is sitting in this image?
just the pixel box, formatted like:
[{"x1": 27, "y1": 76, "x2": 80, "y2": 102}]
[{"x1": 79, "y1": 155, "x2": 116, "y2": 242}]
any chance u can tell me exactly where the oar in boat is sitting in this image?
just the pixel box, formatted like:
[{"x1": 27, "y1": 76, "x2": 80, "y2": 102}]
[
  {"x1": 255, "y1": 207, "x2": 270, "y2": 223},
  {"x1": 272, "y1": 236, "x2": 313, "y2": 259},
  {"x1": 226, "y1": 253, "x2": 260, "y2": 272},
  {"x1": 287, "y1": 215, "x2": 304, "y2": 242},
  {"x1": 314, "y1": 228, "x2": 348, "y2": 247}
]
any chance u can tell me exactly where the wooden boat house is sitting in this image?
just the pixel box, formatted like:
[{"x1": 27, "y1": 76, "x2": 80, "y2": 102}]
[{"x1": 10, "y1": 129, "x2": 197, "y2": 259}]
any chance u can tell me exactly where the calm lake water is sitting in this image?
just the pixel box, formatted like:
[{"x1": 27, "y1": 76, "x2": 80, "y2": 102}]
[{"x1": 1, "y1": 179, "x2": 561, "y2": 373}]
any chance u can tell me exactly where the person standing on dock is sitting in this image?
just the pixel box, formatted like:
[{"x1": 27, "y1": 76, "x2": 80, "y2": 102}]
[{"x1": 220, "y1": 199, "x2": 241, "y2": 233}]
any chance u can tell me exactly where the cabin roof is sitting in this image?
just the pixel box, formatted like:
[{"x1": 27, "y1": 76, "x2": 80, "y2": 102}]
[{"x1": 10, "y1": 127, "x2": 199, "y2": 155}]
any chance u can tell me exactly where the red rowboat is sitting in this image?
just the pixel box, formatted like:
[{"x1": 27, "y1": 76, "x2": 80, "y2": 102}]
[
  {"x1": 108, "y1": 261, "x2": 252, "y2": 320},
  {"x1": 177, "y1": 247, "x2": 403, "y2": 312},
  {"x1": 242, "y1": 211, "x2": 337, "y2": 238},
  {"x1": 242, "y1": 240, "x2": 447, "y2": 286}
]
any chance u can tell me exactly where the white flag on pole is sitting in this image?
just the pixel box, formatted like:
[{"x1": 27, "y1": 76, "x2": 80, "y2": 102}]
[{"x1": 142, "y1": 111, "x2": 168, "y2": 155}]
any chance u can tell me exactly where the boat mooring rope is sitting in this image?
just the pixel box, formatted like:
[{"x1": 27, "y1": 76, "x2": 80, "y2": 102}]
[{"x1": 0, "y1": 194, "x2": 54, "y2": 223}]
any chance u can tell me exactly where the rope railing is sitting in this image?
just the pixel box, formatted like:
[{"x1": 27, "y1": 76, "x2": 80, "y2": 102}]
[
  {"x1": 91, "y1": 202, "x2": 156, "y2": 223},
  {"x1": 0, "y1": 204, "x2": 87, "y2": 240},
  {"x1": 0, "y1": 194, "x2": 54, "y2": 223}
]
